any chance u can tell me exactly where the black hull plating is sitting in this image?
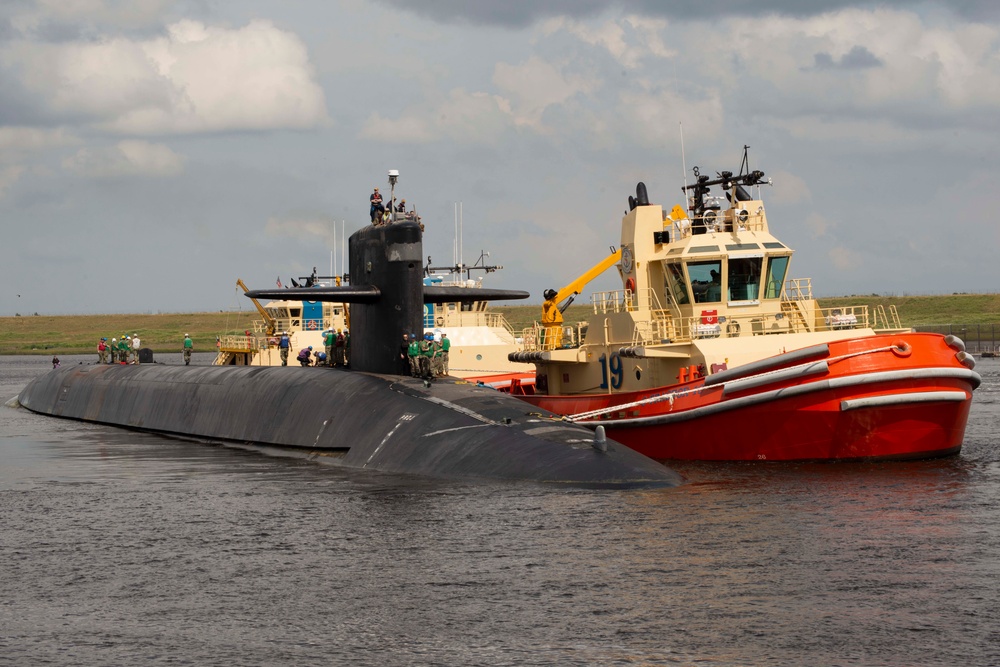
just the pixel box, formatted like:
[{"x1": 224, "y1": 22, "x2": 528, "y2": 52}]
[{"x1": 18, "y1": 364, "x2": 682, "y2": 488}]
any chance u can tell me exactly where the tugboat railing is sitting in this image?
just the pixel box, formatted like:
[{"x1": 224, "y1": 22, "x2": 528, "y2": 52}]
[
  {"x1": 517, "y1": 280, "x2": 879, "y2": 352},
  {"x1": 783, "y1": 277, "x2": 813, "y2": 301},
  {"x1": 668, "y1": 208, "x2": 768, "y2": 241}
]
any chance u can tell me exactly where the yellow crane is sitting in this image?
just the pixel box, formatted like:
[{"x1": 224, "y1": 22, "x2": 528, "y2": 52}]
[
  {"x1": 541, "y1": 248, "x2": 621, "y2": 349},
  {"x1": 237, "y1": 279, "x2": 277, "y2": 336}
]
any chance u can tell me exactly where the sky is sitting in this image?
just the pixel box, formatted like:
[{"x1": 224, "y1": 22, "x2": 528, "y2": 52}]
[{"x1": 2, "y1": 0, "x2": 1000, "y2": 316}]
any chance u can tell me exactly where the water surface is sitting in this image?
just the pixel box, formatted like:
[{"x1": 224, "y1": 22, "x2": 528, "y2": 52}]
[{"x1": 2, "y1": 354, "x2": 998, "y2": 666}]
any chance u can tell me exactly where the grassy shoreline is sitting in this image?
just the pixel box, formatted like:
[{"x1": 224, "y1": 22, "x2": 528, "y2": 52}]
[{"x1": 5, "y1": 294, "x2": 1000, "y2": 356}]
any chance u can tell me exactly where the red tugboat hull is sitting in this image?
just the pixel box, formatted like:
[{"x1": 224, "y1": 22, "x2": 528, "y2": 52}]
[{"x1": 517, "y1": 333, "x2": 979, "y2": 461}]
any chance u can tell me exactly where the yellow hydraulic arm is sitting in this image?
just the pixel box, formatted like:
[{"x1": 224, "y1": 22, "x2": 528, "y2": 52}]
[
  {"x1": 237, "y1": 279, "x2": 277, "y2": 335},
  {"x1": 542, "y1": 248, "x2": 622, "y2": 325}
]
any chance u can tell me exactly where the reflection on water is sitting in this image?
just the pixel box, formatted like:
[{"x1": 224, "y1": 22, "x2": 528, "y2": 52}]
[{"x1": 2, "y1": 354, "x2": 999, "y2": 665}]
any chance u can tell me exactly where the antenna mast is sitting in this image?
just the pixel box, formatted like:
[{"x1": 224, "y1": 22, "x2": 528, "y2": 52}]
[{"x1": 680, "y1": 122, "x2": 688, "y2": 207}]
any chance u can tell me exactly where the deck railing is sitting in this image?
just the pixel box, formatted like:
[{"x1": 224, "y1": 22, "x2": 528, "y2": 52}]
[
  {"x1": 668, "y1": 208, "x2": 767, "y2": 241},
  {"x1": 517, "y1": 285, "x2": 876, "y2": 352}
]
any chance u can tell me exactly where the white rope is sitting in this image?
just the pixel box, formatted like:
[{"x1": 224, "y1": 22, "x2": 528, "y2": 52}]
[{"x1": 564, "y1": 344, "x2": 903, "y2": 422}]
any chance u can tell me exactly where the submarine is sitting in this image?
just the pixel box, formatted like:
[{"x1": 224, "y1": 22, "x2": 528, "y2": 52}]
[{"x1": 18, "y1": 220, "x2": 682, "y2": 488}]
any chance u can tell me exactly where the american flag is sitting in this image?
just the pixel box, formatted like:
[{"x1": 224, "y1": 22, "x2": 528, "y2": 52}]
[{"x1": 276, "y1": 276, "x2": 283, "y2": 288}]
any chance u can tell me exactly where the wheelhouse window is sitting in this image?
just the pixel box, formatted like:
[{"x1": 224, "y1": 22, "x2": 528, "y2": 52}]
[
  {"x1": 728, "y1": 255, "x2": 762, "y2": 302},
  {"x1": 664, "y1": 262, "x2": 690, "y2": 305},
  {"x1": 688, "y1": 260, "x2": 722, "y2": 303},
  {"x1": 764, "y1": 255, "x2": 789, "y2": 299}
]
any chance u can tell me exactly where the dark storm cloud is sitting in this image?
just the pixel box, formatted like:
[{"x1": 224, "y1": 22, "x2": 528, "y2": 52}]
[
  {"x1": 372, "y1": 0, "x2": 1000, "y2": 27},
  {"x1": 813, "y1": 45, "x2": 883, "y2": 70}
]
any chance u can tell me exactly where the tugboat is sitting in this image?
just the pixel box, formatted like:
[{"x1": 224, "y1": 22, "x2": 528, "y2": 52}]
[{"x1": 507, "y1": 149, "x2": 981, "y2": 461}]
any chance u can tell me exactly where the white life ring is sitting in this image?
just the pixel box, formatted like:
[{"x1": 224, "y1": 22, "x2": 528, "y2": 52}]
[{"x1": 307, "y1": 320, "x2": 317, "y2": 330}]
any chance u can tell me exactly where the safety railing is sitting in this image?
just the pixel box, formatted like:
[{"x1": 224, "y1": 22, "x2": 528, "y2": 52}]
[
  {"x1": 817, "y1": 305, "x2": 869, "y2": 331},
  {"x1": 218, "y1": 333, "x2": 264, "y2": 352},
  {"x1": 520, "y1": 322, "x2": 588, "y2": 351},
  {"x1": 668, "y1": 207, "x2": 767, "y2": 241},
  {"x1": 783, "y1": 278, "x2": 813, "y2": 301}
]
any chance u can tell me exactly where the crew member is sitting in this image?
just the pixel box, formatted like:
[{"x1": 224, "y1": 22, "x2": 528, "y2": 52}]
[
  {"x1": 132, "y1": 333, "x2": 141, "y2": 364},
  {"x1": 431, "y1": 335, "x2": 444, "y2": 377},
  {"x1": 541, "y1": 288, "x2": 564, "y2": 350},
  {"x1": 370, "y1": 187, "x2": 384, "y2": 223},
  {"x1": 98, "y1": 338, "x2": 108, "y2": 364},
  {"x1": 333, "y1": 329, "x2": 346, "y2": 367},
  {"x1": 279, "y1": 331, "x2": 291, "y2": 366},
  {"x1": 323, "y1": 329, "x2": 335, "y2": 366},
  {"x1": 407, "y1": 334, "x2": 420, "y2": 376},
  {"x1": 440, "y1": 333, "x2": 450, "y2": 376},
  {"x1": 400, "y1": 333, "x2": 412, "y2": 375},
  {"x1": 183, "y1": 333, "x2": 193, "y2": 365},
  {"x1": 418, "y1": 333, "x2": 433, "y2": 379},
  {"x1": 297, "y1": 346, "x2": 313, "y2": 366}
]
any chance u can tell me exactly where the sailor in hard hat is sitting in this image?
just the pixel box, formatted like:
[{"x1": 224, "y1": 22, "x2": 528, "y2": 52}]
[
  {"x1": 406, "y1": 333, "x2": 420, "y2": 376},
  {"x1": 183, "y1": 333, "x2": 193, "y2": 365},
  {"x1": 278, "y1": 330, "x2": 291, "y2": 366},
  {"x1": 542, "y1": 288, "x2": 563, "y2": 350},
  {"x1": 323, "y1": 328, "x2": 335, "y2": 367},
  {"x1": 418, "y1": 333, "x2": 433, "y2": 379},
  {"x1": 334, "y1": 328, "x2": 346, "y2": 367}
]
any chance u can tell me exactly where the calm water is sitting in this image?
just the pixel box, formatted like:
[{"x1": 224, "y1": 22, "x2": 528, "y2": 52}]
[{"x1": 2, "y1": 354, "x2": 999, "y2": 666}]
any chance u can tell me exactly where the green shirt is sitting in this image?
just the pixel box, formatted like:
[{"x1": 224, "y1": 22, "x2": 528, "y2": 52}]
[{"x1": 183, "y1": 337, "x2": 193, "y2": 349}]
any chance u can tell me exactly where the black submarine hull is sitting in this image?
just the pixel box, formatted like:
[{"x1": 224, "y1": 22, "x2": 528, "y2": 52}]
[{"x1": 18, "y1": 364, "x2": 682, "y2": 488}]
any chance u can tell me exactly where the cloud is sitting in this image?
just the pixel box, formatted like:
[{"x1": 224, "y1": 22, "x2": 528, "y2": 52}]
[
  {"x1": 493, "y1": 56, "x2": 599, "y2": 129},
  {"x1": 265, "y1": 214, "x2": 340, "y2": 248},
  {"x1": 813, "y1": 45, "x2": 882, "y2": 70},
  {"x1": 62, "y1": 140, "x2": 184, "y2": 177},
  {"x1": 663, "y1": 7, "x2": 1000, "y2": 136},
  {"x1": 0, "y1": 126, "x2": 77, "y2": 154},
  {"x1": 540, "y1": 14, "x2": 673, "y2": 69},
  {"x1": 828, "y1": 245, "x2": 861, "y2": 270},
  {"x1": 804, "y1": 212, "x2": 833, "y2": 238},
  {"x1": 361, "y1": 88, "x2": 513, "y2": 144},
  {"x1": 767, "y1": 170, "x2": 811, "y2": 205},
  {"x1": 2, "y1": 19, "x2": 330, "y2": 135},
  {"x1": 5, "y1": 0, "x2": 180, "y2": 36},
  {"x1": 371, "y1": 1, "x2": 1000, "y2": 28}
]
